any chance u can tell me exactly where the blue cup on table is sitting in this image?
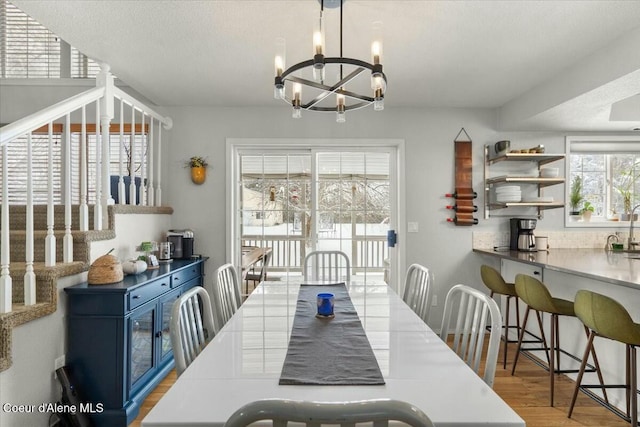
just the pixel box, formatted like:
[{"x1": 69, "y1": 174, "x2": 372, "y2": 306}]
[{"x1": 317, "y1": 293, "x2": 335, "y2": 317}]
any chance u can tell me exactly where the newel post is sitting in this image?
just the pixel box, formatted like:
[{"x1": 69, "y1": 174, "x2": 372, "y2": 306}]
[{"x1": 98, "y1": 63, "x2": 115, "y2": 226}]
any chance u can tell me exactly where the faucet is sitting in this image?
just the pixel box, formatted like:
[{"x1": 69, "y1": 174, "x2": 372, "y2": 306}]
[
  {"x1": 605, "y1": 233, "x2": 619, "y2": 250},
  {"x1": 629, "y1": 204, "x2": 640, "y2": 251}
]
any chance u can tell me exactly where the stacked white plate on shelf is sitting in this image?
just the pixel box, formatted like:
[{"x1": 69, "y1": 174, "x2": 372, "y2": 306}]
[
  {"x1": 496, "y1": 185, "x2": 521, "y2": 202},
  {"x1": 522, "y1": 196, "x2": 554, "y2": 203}
]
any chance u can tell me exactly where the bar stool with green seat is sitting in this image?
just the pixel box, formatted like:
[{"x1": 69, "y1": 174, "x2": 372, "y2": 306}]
[
  {"x1": 480, "y1": 265, "x2": 522, "y2": 369},
  {"x1": 511, "y1": 274, "x2": 606, "y2": 407},
  {"x1": 569, "y1": 290, "x2": 640, "y2": 427}
]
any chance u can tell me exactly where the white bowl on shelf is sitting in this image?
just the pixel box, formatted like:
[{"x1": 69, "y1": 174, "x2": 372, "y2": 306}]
[
  {"x1": 523, "y1": 196, "x2": 554, "y2": 203},
  {"x1": 540, "y1": 168, "x2": 559, "y2": 178},
  {"x1": 496, "y1": 194, "x2": 522, "y2": 202},
  {"x1": 495, "y1": 185, "x2": 521, "y2": 193}
]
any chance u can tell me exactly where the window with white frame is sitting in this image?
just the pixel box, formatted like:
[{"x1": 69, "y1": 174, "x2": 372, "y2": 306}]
[
  {"x1": 0, "y1": 0, "x2": 99, "y2": 78},
  {"x1": 0, "y1": 124, "x2": 147, "y2": 204},
  {"x1": 566, "y1": 136, "x2": 640, "y2": 226}
]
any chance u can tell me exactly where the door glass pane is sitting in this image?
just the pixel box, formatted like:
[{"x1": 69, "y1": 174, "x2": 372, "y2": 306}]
[
  {"x1": 240, "y1": 154, "x2": 311, "y2": 280},
  {"x1": 316, "y1": 152, "x2": 390, "y2": 280},
  {"x1": 130, "y1": 308, "x2": 154, "y2": 385}
]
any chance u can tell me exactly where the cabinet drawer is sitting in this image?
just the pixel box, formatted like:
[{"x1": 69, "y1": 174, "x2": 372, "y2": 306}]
[
  {"x1": 171, "y1": 266, "x2": 200, "y2": 288},
  {"x1": 128, "y1": 279, "x2": 171, "y2": 310}
]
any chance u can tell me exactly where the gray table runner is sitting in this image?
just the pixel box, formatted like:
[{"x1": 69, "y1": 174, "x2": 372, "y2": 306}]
[{"x1": 279, "y1": 283, "x2": 385, "y2": 385}]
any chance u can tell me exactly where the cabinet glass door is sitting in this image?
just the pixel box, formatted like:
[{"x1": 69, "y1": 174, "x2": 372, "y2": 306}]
[
  {"x1": 129, "y1": 305, "x2": 155, "y2": 387},
  {"x1": 159, "y1": 289, "x2": 181, "y2": 364}
]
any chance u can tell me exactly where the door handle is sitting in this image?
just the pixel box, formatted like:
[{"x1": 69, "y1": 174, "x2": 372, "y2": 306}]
[{"x1": 387, "y1": 230, "x2": 397, "y2": 248}]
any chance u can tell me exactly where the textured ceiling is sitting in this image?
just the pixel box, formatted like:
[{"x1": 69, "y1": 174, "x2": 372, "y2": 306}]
[{"x1": 11, "y1": 0, "x2": 640, "y2": 130}]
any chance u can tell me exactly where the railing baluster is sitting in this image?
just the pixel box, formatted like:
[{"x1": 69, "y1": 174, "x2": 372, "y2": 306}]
[
  {"x1": 93, "y1": 100, "x2": 103, "y2": 230},
  {"x1": 1, "y1": 144, "x2": 12, "y2": 313},
  {"x1": 45, "y1": 122, "x2": 56, "y2": 266},
  {"x1": 129, "y1": 106, "x2": 136, "y2": 205},
  {"x1": 24, "y1": 133, "x2": 36, "y2": 305},
  {"x1": 148, "y1": 117, "x2": 155, "y2": 206},
  {"x1": 63, "y1": 113, "x2": 73, "y2": 263},
  {"x1": 118, "y1": 99, "x2": 125, "y2": 204},
  {"x1": 156, "y1": 125, "x2": 162, "y2": 206},
  {"x1": 79, "y1": 106, "x2": 89, "y2": 231},
  {"x1": 140, "y1": 113, "x2": 147, "y2": 205}
]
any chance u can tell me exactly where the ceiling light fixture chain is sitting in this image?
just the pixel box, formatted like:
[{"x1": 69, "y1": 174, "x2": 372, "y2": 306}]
[{"x1": 274, "y1": 0, "x2": 387, "y2": 122}]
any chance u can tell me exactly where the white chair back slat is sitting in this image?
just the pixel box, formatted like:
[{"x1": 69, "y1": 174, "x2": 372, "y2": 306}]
[
  {"x1": 303, "y1": 250, "x2": 350, "y2": 282},
  {"x1": 170, "y1": 286, "x2": 216, "y2": 377},
  {"x1": 440, "y1": 284, "x2": 502, "y2": 388},
  {"x1": 223, "y1": 399, "x2": 434, "y2": 427},
  {"x1": 402, "y1": 264, "x2": 432, "y2": 323},
  {"x1": 211, "y1": 263, "x2": 242, "y2": 330}
]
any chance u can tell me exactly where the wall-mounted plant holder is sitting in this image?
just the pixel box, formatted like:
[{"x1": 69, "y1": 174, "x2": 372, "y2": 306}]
[
  {"x1": 186, "y1": 156, "x2": 209, "y2": 185},
  {"x1": 191, "y1": 166, "x2": 206, "y2": 185}
]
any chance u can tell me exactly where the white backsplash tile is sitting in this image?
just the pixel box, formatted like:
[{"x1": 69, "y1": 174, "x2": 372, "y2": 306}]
[{"x1": 473, "y1": 230, "x2": 629, "y2": 250}]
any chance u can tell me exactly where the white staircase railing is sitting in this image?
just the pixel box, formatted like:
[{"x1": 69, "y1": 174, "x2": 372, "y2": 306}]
[{"x1": 0, "y1": 63, "x2": 172, "y2": 314}]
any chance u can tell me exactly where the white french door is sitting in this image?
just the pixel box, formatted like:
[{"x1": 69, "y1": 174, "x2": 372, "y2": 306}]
[{"x1": 228, "y1": 139, "x2": 402, "y2": 287}]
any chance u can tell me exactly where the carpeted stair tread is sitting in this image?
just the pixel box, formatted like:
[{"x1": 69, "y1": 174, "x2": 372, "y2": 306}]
[{"x1": 0, "y1": 204, "x2": 173, "y2": 372}]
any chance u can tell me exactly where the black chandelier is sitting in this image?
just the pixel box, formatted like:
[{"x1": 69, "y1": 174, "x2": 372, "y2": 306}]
[{"x1": 274, "y1": 0, "x2": 387, "y2": 122}]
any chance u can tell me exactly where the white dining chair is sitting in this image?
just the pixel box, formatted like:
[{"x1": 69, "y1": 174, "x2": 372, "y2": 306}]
[
  {"x1": 170, "y1": 286, "x2": 216, "y2": 377},
  {"x1": 211, "y1": 263, "x2": 242, "y2": 330},
  {"x1": 223, "y1": 398, "x2": 435, "y2": 427},
  {"x1": 402, "y1": 263, "x2": 432, "y2": 323},
  {"x1": 439, "y1": 284, "x2": 502, "y2": 388},
  {"x1": 303, "y1": 250, "x2": 351, "y2": 282}
]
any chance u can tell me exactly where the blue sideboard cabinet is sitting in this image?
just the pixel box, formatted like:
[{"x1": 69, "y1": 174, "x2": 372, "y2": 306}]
[{"x1": 64, "y1": 258, "x2": 207, "y2": 427}]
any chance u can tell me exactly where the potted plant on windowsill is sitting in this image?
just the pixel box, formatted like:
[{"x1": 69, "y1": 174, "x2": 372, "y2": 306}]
[
  {"x1": 614, "y1": 159, "x2": 639, "y2": 221},
  {"x1": 581, "y1": 200, "x2": 595, "y2": 222},
  {"x1": 186, "y1": 156, "x2": 209, "y2": 185},
  {"x1": 569, "y1": 176, "x2": 583, "y2": 221}
]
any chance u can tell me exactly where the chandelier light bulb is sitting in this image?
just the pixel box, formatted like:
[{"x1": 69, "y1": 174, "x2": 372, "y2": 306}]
[
  {"x1": 336, "y1": 93, "x2": 346, "y2": 123},
  {"x1": 313, "y1": 31, "x2": 324, "y2": 55},
  {"x1": 313, "y1": 13, "x2": 325, "y2": 56},
  {"x1": 371, "y1": 21, "x2": 383, "y2": 65},
  {"x1": 274, "y1": 37, "x2": 286, "y2": 99},
  {"x1": 371, "y1": 41, "x2": 381, "y2": 65},
  {"x1": 292, "y1": 83, "x2": 302, "y2": 118},
  {"x1": 274, "y1": 56, "x2": 284, "y2": 77}
]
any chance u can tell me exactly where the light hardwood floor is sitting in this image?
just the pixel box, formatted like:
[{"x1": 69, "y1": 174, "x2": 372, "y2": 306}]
[{"x1": 130, "y1": 342, "x2": 632, "y2": 427}]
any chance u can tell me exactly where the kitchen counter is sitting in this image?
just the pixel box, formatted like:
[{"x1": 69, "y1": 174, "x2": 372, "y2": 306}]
[{"x1": 473, "y1": 248, "x2": 640, "y2": 289}]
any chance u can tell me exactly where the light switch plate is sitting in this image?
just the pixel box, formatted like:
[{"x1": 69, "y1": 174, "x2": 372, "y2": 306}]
[{"x1": 407, "y1": 222, "x2": 419, "y2": 233}]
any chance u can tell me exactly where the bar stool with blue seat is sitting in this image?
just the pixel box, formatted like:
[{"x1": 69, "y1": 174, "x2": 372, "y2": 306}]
[
  {"x1": 511, "y1": 274, "x2": 606, "y2": 407},
  {"x1": 480, "y1": 265, "x2": 522, "y2": 369},
  {"x1": 569, "y1": 290, "x2": 640, "y2": 427}
]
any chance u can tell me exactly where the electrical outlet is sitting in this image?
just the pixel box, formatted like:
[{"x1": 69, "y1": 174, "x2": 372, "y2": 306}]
[
  {"x1": 431, "y1": 295, "x2": 438, "y2": 307},
  {"x1": 53, "y1": 355, "x2": 65, "y2": 379}
]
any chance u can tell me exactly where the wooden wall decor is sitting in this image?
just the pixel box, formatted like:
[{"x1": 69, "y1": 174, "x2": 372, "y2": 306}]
[{"x1": 446, "y1": 128, "x2": 478, "y2": 226}]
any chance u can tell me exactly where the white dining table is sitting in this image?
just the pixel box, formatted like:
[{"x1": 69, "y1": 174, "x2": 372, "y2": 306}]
[{"x1": 142, "y1": 280, "x2": 525, "y2": 427}]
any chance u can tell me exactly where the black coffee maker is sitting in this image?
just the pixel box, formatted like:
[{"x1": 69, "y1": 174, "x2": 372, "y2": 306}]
[{"x1": 510, "y1": 218, "x2": 537, "y2": 252}]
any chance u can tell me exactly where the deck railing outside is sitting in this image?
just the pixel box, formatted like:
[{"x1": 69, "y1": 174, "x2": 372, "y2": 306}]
[{"x1": 241, "y1": 234, "x2": 387, "y2": 276}]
